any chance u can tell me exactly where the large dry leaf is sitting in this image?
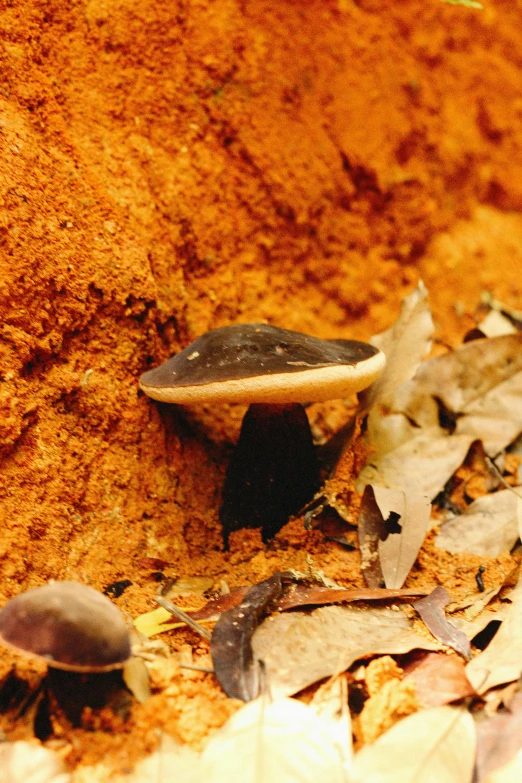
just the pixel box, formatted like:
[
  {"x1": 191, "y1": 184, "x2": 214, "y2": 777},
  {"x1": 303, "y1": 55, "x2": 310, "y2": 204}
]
[
  {"x1": 413, "y1": 587, "x2": 471, "y2": 659},
  {"x1": 0, "y1": 741, "x2": 71, "y2": 783},
  {"x1": 252, "y1": 604, "x2": 440, "y2": 698},
  {"x1": 403, "y1": 652, "x2": 475, "y2": 707},
  {"x1": 482, "y1": 749, "x2": 522, "y2": 783},
  {"x1": 275, "y1": 584, "x2": 427, "y2": 611},
  {"x1": 311, "y1": 676, "x2": 353, "y2": 768},
  {"x1": 199, "y1": 698, "x2": 346, "y2": 783},
  {"x1": 435, "y1": 489, "x2": 522, "y2": 557},
  {"x1": 357, "y1": 429, "x2": 474, "y2": 498},
  {"x1": 350, "y1": 706, "x2": 476, "y2": 783},
  {"x1": 358, "y1": 485, "x2": 431, "y2": 588},
  {"x1": 466, "y1": 577, "x2": 522, "y2": 694},
  {"x1": 126, "y1": 733, "x2": 201, "y2": 783},
  {"x1": 362, "y1": 281, "x2": 434, "y2": 412}
]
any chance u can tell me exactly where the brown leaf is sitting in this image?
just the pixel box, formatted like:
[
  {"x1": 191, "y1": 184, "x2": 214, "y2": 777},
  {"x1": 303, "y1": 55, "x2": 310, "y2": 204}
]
[
  {"x1": 210, "y1": 573, "x2": 291, "y2": 701},
  {"x1": 413, "y1": 586, "x2": 471, "y2": 659},
  {"x1": 435, "y1": 489, "x2": 522, "y2": 557},
  {"x1": 351, "y1": 706, "x2": 476, "y2": 783},
  {"x1": 252, "y1": 604, "x2": 441, "y2": 698},
  {"x1": 474, "y1": 688, "x2": 522, "y2": 783},
  {"x1": 403, "y1": 652, "x2": 475, "y2": 706},
  {"x1": 466, "y1": 577, "x2": 522, "y2": 694},
  {"x1": 188, "y1": 587, "x2": 250, "y2": 620},
  {"x1": 358, "y1": 485, "x2": 431, "y2": 589},
  {"x1": 274, "y1": 584, "x2": 428, "y2": 611}
]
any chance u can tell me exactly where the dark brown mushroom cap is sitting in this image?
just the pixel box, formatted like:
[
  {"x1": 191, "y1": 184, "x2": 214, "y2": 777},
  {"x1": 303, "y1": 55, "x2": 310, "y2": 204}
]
[
  {"x1": 139, "y1": 324, "x2": 385, "y2": 404},
  {"x1": 0, "y1": 582, "x2": 132, "y2": 673}
]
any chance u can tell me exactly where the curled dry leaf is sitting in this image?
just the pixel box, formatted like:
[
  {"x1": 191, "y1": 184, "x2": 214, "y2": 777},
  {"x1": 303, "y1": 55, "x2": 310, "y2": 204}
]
[
  {"x1": 0, "y1": 741, "x2": 71, "y2": 783},
  {"x1": 252, "y1": 604, "x2": 441, "y2": 698},
  {"x1": 275, "y1": 584, "x2": 428, "y2": 611},
  {"x1": 350, "y1": 706, "x2": 476, "y2": 783},
  {"x1": 199, "y1": 697, "x2": 346, "y2": 783},
  {"x1": 413, "y1": 586, "x2": 471, "y2": 659},
  {"x1": 403, "y1": 652, "x2": 475, "y2": 707},
  {"x1": 358, "y1": 485, "x2": 431, "y2": 588},
  {"x1": 466, "y1": 577, "x2": 522, "y2": 694},
  {"x1": 435, "y1": 489, "x2": 522, "y2": 557}
]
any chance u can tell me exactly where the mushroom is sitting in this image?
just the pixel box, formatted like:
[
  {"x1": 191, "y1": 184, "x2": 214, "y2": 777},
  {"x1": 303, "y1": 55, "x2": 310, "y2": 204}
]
[
  {"x1": 0, "y1": 582, "x2": 134, "y2": 731},
  {"x1": 139, "y1": 323, "x2": 385, "y2": 544},
  {"x1": 0, "y1": 581, "x2": 131, "y2": 672}
]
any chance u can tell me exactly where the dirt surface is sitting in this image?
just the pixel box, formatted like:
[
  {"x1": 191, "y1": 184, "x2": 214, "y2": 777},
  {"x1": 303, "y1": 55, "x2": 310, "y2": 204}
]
[{"x1": 1, "y1": 0, "x2": 522, "y2": 775}]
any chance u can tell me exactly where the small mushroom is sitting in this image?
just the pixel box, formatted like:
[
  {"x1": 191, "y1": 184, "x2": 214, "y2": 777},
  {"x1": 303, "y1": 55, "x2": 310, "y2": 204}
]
[
  {"x1": 0, "y1": 581, "x2": 131, "y2": 672},
  {"x1": 139, "y1": 323, "x2": 385, "y2": 543}
]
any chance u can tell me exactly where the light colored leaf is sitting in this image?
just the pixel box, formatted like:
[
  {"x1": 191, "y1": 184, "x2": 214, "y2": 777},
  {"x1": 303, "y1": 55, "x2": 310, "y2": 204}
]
[
  {"x1": 133, "y1": 607, "x2": 181, "y2": 637},
  {"x1": 0, "y1": 741, "x2": 70, "y2": 783},
  {"x1": 252, "y1": 604, "x2": 440, "y2": 698},
  {"x1": 200, "y1": 697, "x2": 346, "y2": 783},
  {"x1": 311, "y1": 676, "x2": 353, "y2": 767},
  {"x1": 357, "y1": 429, "x2": 474, "y2": 498},
  {"x1": 351, "y1": 706, "x2": 475, "y2": 783},
  {"x1": 363, "y1": 281, "x2": 434, "y2": 411},
  {"x1": 477, "y1": 310, "x2": 517, "y2": 338},
  {"x1": 122, "y1": 656, "x2": 151, "y2": 703},
  {"x1": 435, "y1": 489, "x2": 522, "y2": 557},
  {"x1": 456, "y1": 372, "x2": 522, "y2": 455},
  {"x1": 358, "y1": 485, "x2": 431, "y2": 588},
  {"x1": 466, "y1": 577, "x2": 522, "y2": 694},
  {"x1": 128, "y1": 733, "x2": 201, "y2": 783},
  {"x1": 483, "y1": 749, "x2": 522, "y2": 783}
]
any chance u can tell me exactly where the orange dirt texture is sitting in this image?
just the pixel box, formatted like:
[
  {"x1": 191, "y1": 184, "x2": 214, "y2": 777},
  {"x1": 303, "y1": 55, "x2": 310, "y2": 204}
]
[{"x1": 1, "y1": 0, "x2": 522, "y2": 774}]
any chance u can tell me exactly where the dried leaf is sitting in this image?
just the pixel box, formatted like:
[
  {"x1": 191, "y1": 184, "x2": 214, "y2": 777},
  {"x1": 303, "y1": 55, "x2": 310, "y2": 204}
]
[
  {"x1": 122, "y1": 656, "x2": 151, "y2": 703},
  {"x1": 456, "y1": 372, "x2": 522, "y2": 455},
  {"x1": 311, "y1": 676, "x2": 353, "y2": 768},
  {"x1": 275, "y1": 584, "x2": 427, "y2": 611},
  {"x1": 404, "y1": 652, "x2": 475, "y2": 706},
  {"x1": 435, "y1": 489, "x2": 522, "y2": 557},
  {"x1": 0, "y1": 741, "x2": 71, "y2": 783},
  {"x1": 189, "y1": 587, "x2": 250, "y2": 620},
  {"x1": 358, "y1": 485, "x2": 431, "y2": 588},
  {"x1": 362, "y1": 281, "x2": 434, "y2": 412},
  {"x1": 199, "y1": 697, "x2": 346, "y2": 783},
  {"x1": 474, "y1": 688, "x2": 522, "y2": 783},
  {"x1": 482, "y1": 749, "x2": 522, "y2": 783},
  {"x1": 350, "y1": 706, "x2": 476, "y2": 783},
  {"x1": 252, "y1": 604, "x2": 441, "y2": 698},
  {"x1": 210, "y1": 573, "x2": 290, "y2": 701},
  {"x1": 357, "y1": 429, "x2": 475, "y2": 498},
  {"x1": 128, "y1": 732, "x2": 201, "y2": 783},
  {"x1": 133, "y1": 607, "x2": 181, "y2": 637},
  {"x1": 413, "y1": 587, "x2": 471, "y2": 659},
  {"x1": 478, "y1": 310, "x2": 517, "y2": 338},
  {"x1": 466, "y1": 577, "x2": 522, "y2": 694}
]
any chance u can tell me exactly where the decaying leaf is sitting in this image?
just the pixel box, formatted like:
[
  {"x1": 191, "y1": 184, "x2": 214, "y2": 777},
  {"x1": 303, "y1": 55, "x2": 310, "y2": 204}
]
[
  {"x1": 413, "y1": 586, "x2": 471, "y2": 659},
  {"x1": 189, "y1": 588, "x2": 250, "y2": 620},
  {"x1": 199, "y1": 697, "x2": 346, "y2": 783},
  {"x1": 0, "y1": 741, "x2": 71, "y2": 783},
  {"x1": 466, "y1": 577, "x2": 522, "y2": 694},
  {"x1": 211, "y1": 573, "x2": 291, "y2": 701},
  {"x1": 122, "y1": 656, "x2": 152, "y2": 703},
  {"x1": 350, "y1": 706, "x2": 476, "y2": 783},
  {"x1": 311, "y1": 676, "x2": 353, "y2": 768},
  {"x1": 435, "y1": 489, "x2": 522, "y2": 557},
  {"x1": 403, "y1": 652, "x2": 475, "y2": 707},
  {"x1": 358, "y1": 485, "x2": 431, "y2": 588},
  {"x1": 252, "y1": 604, "x2": 441, "y2": 698},
  {"x1": 474, "y1": 688, "x2": 522, "y2": 783}
]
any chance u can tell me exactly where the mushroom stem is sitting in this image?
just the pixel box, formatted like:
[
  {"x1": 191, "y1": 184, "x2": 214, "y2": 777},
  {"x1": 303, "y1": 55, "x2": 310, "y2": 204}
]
[{"x1": 219, "y1": 403, "x2": 320, "y2": 546}]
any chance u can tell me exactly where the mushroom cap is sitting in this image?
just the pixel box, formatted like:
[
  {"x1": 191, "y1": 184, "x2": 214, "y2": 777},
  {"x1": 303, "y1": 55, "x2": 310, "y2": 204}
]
[
  {"x1": 139, "y1": 324, "x2": 385, "y2": 405},
  {"x1": 0, "y1": 582, "x2": 132, "y2": 673}
]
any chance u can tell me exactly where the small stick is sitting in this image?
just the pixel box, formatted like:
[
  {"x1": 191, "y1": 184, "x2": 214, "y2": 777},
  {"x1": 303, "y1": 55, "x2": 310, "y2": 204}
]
[{"x1": 156, "y1": 597, "x2": 212, "y2": 642}]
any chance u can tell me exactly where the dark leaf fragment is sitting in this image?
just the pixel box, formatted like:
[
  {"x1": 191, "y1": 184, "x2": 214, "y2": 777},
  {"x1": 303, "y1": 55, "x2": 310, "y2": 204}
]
[
  {"x1": 413, "y1": 586, "x2": 471, "y2": 660},
  {"x1": 274, "y1": 584, "x2": 428, "y2": 611},
  {"x1": 210, "y1": 573, "x2": 292, "y2": 701}
]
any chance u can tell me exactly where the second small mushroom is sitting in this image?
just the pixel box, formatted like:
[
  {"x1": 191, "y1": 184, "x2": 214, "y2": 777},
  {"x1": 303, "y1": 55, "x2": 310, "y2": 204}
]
[{"x1": 139, "y1": 323, "x2": 385, "y2": 543}]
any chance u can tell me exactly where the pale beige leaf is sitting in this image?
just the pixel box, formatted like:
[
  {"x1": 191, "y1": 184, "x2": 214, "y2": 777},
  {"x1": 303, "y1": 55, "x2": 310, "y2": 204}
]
[
  {"x1": 478, "y1": 310, "x2": 517, "y2": 338},
  {"x1": 456, "y1": 371, "x2": 522, "y2": 455},
  {"x1": 122, "y1": 656, "x2": 151, "y2": 703},
  {"x1": 363, "y1": 281, "x2": 434, "y2": 411},
  {"x1": 311, "y1": 676, "x2": 353, "y2": 766},
  {"x1": 128, "y1": 733, "x2": 201, "y2": 783},
  {"x1": 483, "y1": 748, "x2": 522, "y2": 783},
  {"x1": 466, "y1": 577, "x2": 522, "y2": 694},
  {"x1": 357, "y1": 429, "x2": 474, "y2": 499},
  {"x1": 350, "y1": 706, "x2": 475, "y2": 783},
  {"x1": 435, "y1": 490, "x2": 522, "y2": 557},
  {"x1": 374, "y1": 487, "x2": 431, "y2": 589},
  {"x1": 0, "y1": 742, "x2": 70, "y2": 783},
  {"x1": 252, "y1": 605, "x2": 440, "y2": 698},
  {"x1": 200, "y1": 698, "x2": 345, "y2": 783}
]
